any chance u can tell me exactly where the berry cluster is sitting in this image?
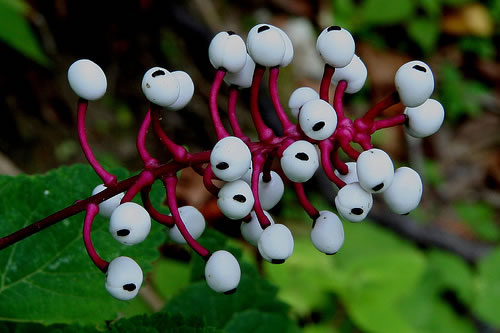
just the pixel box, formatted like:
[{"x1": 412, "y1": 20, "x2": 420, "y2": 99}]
[{"x1": 1, "y1": 24, "x2": 445, "y2": 301}]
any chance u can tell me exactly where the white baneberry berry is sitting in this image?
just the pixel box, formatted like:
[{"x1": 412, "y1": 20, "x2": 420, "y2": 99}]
[
  {"x1": 205, "y1": 250, "x2": 241, "y2": 294},
  {"x1": 383, "y1": 167, "x2": 423, "y2": 215},
  {"x1": 280, "y1": 140, "x2": 319, "y2": 182},
  {"x1": 68, "y1": 59, "x2": 107, "y2": 101},
  {"x1": 240, "y1": 161, "x2": 253, "y2": 185},
  {"x1": 241, "y1": 210, "x2": 275, "y2": 246},
  {"x1": 395, "y1": 60, "x2": 434, "y2": 107},
  {"x1": 331, "y1": 55, "x2": 367, "y2": 94},
  {"x1": 258, "y1": 224, "x2": 294, "y2": 263},
  {"x1": 105, "y1": 256, "x2": 143, "y2": 301},
  {"x1": 217, "y1": 180, "x2": 255, "y2": 220},
  {"x1": 109, "y1": 202, "x2": 151, "y2": 245},
  {"x1": 247, "y1": 24, "x2": 293, "y2": 67},
  {"x1": 311, "y1": 211, "x2": 344, "y2": 254},
  {"x1": 168, "y1": 206, "x2": 206, "y2": 244},
  {"x1": 208, "y1": 31, "x2": 247, "y2": 73},
  {"x1": 288, "y1": 87, "x2": 319, "y2": 118},
  {"x1": 257, "y1": 171, "x2": 285, "y2": 210},
  {"x1": 224, "y1": 54, "x2": 256, "y2": 89},
  {"x1": 210, "y1": 136, "x2": 251, "y2": 182},
  {"x1": 299, "y1": 99, "x2": 337, "y2": 141},
  {"x1": 92, "y1": 184, "x2": 124, "y2": 218},
  {"x1": 404, "y1": 99, "x2": 445, "y2": 138},
  {"x1": 356, "y1": 148, "x2": 394, "y2": 193},
  {"x1": 167, "y1": 71, "x2": 195, "y2": 110},
  {"x1": 334, "y1": 162, "x2": 358, "y2": 185},
  {"x1": 141, "y1": 67, "x2": 180, "y2": 107},
  {"x1": 316, "y1": 26, "x2": 355, "y2": 68},
  {"x1": 335, "y1": 182, "x2": 373, "y2": 222}
]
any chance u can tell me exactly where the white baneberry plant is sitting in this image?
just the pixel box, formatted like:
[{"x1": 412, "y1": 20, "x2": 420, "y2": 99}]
[{"x1": 0, "y1": 23, "x2": 444, "y2": 300}]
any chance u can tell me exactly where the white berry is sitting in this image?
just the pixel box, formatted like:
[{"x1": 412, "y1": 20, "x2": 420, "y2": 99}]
[
  {"x1": 247, "y1": 24, "x2": 294, "y2": 67},
  {"x1": 299, "y1": 99, "x2": 337, "y2": 141},
  {"x1": 335, "y1": 182, "x2": 373, "y2": 222},
  {"x1": 92, "y1": 184, "x2": 124, "y2": 218},
  {"x1": 404, "y1": 99, "x2": 445, "y2": 138},
  {"x1": 168, "y1": 206, "x2": 206, "y2": 244},
  {"x1": 288, "y1": 87, "x2": 319, "y2": 118},
  {"x1": 356, "y1": 148, "x2": 394, "y2": 193},
  {"x1": 331, "y1": 55, "x2": 367, "y2": 94},
  {"x1": 334, "y1": 162, "x2": 358, "y2": 185},
  {"x1": 210, "y1": 136, "x2": 252, "y2": 182},
  {"x1": 311, "y1": 211, "x2": 344, "y2": 254},
  {"x1": 395, "y1": 60, "x2": 434, "y2": 107},
  {"x1": 205, "y1": 250, "x2": 241, "y2": 294},
  {"x1": 217, "y1": 180, "x2": 255, "y2": 220},
  {"x1": 241, "y1": 210, "x2": 275, "y2": 246},
  {"x1": 68, "y1": 59, "x2": 107, "y2": 101},
  {"x1": 168, "y1": 71, "x2": 194, "y2": 110},
  {"x1": 209, "y1": 31, "x2": 247, "y2": 73},
  {"x1": 383, "y1": 167, "x2": 423, "y2": 215},
  {"x1": 109, "y1": 202, "x2": 151, "y2": 245},
  {"x1": 224, "y1": 54, "x2": 256, "y2": 89},
  {"x1": 141, "y1": 67, "x2": 180, "y2": 107},
  {"x1": 258, "y1": 224, "x2": 294, "y2": 263},
  {"x1": 257, "y1": 171, "x2": 285, "y2": 210},
  {"x1": 280, "y1": 140, "x2": 319, "y2": 182},
  {"x1": 316, "y1": 26, "x2": 355, "y2": 68},
  {"x1": 105, "y1": 256, "x2": 143, "y2": 301}
]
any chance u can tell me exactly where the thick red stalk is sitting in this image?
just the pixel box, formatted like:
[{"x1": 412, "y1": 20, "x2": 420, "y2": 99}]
[
  {"x1": 140, "y1": 186, "x2": 174, "y2": 227},
  {"x1": 164, "y1": 176, "x2": 211, "y2": 259},
  {"x1": 250, "y1": 66, "x2": 275, "y2": 142},
  {"x1": 268, "y1": 67, "x2": 295, "y2": 135},
  {"x1": 318, "y1": 141, "x2": 346, "y2": 188},
  {"x1": 320, "y1": 64, "x2": 335, "y2": 102},
  {"x1": 227, "y1": 87, "x2": 250, "y2": 142},
  {"x1": 209, "y1": 70, "x2": 230, "y2": 140},
  {"x1": 203, "y1": 165, "x2": 220, "y2": 196},
  {"x1": 83, "y1": 204, "x2": 109, "y2": 272},
  {"x1": 121, "y1": 170, "x2": 155, "y2": 203},
  {"x1": 137, "y1": 110, "x2": 159, "y2": 168},
  {"x1": 77, "y1": 99, "x2": 117, "y2": 186},
  {"x1": 151, "y1": 106, "x2": 189, "y2": 162},
  {"x1": 251, "y1": 154, "x2": 271, "y2": 229},
  {"x1": 293, "y1": 183, "x2": 319, "y2": 219},
  {"x1": 333, "y1": 80, "x2": 348, "y2": 121},
  {"x1": 374, "y1": 114, "x2": 407, "y2": 130},
  {"x1": 362, "y1": 91, "x2": 400, "y2": 122}
]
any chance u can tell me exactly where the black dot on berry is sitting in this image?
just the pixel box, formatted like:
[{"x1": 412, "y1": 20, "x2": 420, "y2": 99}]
[
  {"x1": 412, "y1": 65, "x2": 426, "y2": 72},
  {"x1": 272, "y1": 259, "x2": 286, "y2": 264},
  {"x1": 152, "y1": 69, "x2": 165, "y2": 77},
  {"x1": 295, "y1": 152, "x2": 309, "y2": 161},
  {"x1": 351, "y1": 208, "x2": 363, "y2": 215},
  {"x1": 325, "y1": 252, "x2": 337, "y2": 255},
  {"x1": 216, "y1": 162, "x2": 229, "y2": 170},
  {"x1": 117, "y1": 229, "x2": 130, "y2": 236},
  {"x1": 233, "y1": 194, "x2": 246, "y2": 203},
  {"x1": 372, "y1": 183, "x2": 384, "y2": 192},
  {"x1": 122, "y1": 283, "x2": 136, "y2": 292},
  {"x1": 227, "y1": 31, "x2": 235, "y2": 35},
  {"x1": 327, "y1": 26, "x2": 341, "y2": 31},
  {"x1": 401, "y1": 212, "x2": 410, "y2": 216},
  {"x1": 224, "y1": 288, "x2": 237, "y2": 295},
  {"x1": 312, "y1": 121, "x2": 325, "y2": 131},
  {"x1": 257, "y1": 25, "x2": 270, "y2": 33}
]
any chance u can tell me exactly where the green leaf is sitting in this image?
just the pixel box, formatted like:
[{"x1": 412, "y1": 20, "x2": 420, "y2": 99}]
[
  {"x1": 407, "y1": 18, "x2": 439, "y2": 53},
  {"x1": 225, "y1": 310, "x2": 299, "y2": 333},
  {"x1": 0, "y1": 0, "x2": 50, "y2": 66},
  {"x1": 359, "y1": 0, "x2": 416, "y2": 25},
  {"x1": 418, "y1": 0, "x2": 441, "y2": 16},
  {"x1": 460, "y1": 37, "x2": 496, "y2": 60},
  {"x1": 0, "y1": 164, "x2": 165, "y2": 324},
  {"x1": 473, "y1": 247, "x2": 500, "y2": 327},
  {"x1": 454, "y1": 201, "x2": 499, "y2": 242}
]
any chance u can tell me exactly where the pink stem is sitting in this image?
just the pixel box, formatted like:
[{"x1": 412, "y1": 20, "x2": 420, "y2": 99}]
[
  {"x1": 151, "y1": 106, "x2": 189, "y2": 162},
  {"x1": 268, "y1": 67, "x2": 295, "y2": 134},
  {"x1": 83, "y1": 203, "x2": 109, "y2": 273},
  {"x1": 250, "y1": 66, "x2": 275, "y2": 142},
  {"x1": 339, "y1": 139, "x2": 361, "y2": 160},
  {"x1": 362, "y1": 91, "x2": 400, "y2": 123},
  {"x1": 374, "y1": 114, "x2": 407, "y2": 131},
  {"x1": 251, "y1": 154, "x2": 271, "y2": 229},
  {"x1": 320, "y1": 64, "x2": 335, "y2": 102},
  {"x1": 333, "y1": 80, "x2": 348, "y2": 121},
  {"x1": 227, "y1": 87, "x2": 250, "y2": 142},
  {"x1": 203, "y1": 165, "x2": 220, "y2": 196},
  {"x1": 293, "y1": 183, "x2": 319, "y2": 219},
  {"x1": 77, "y1": 99, "x2": 117, "y2": 186},
  {"x1": 137, "y1": 110, "x2": 159, "y2": 168},
  {"x1": 262, "y1": 155, "x2": 273, "y2": 183},
  {"x1": 164, "y1": 176, "x2": 211, "y2": 259},
  {"x1": 331, "y1": 143, "x2": 348, "y2": 175},
  {"x1": 210, "y1": 70, "x2": 230, "y2": 140},
  {"x1": 121, "y1": 170, "x2": 155, "y2": 203},
  {"x1": 319, "y1": 141, "x2": 346, "y2": 188},
  {"x1": 141, "y1": 186, "x2": 174, "y2": 227}
]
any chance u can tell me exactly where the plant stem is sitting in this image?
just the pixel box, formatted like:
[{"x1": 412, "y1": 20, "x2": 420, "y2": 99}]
[{"x1": 83, "y1": 204, "x2": 109, "y2": 272}]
